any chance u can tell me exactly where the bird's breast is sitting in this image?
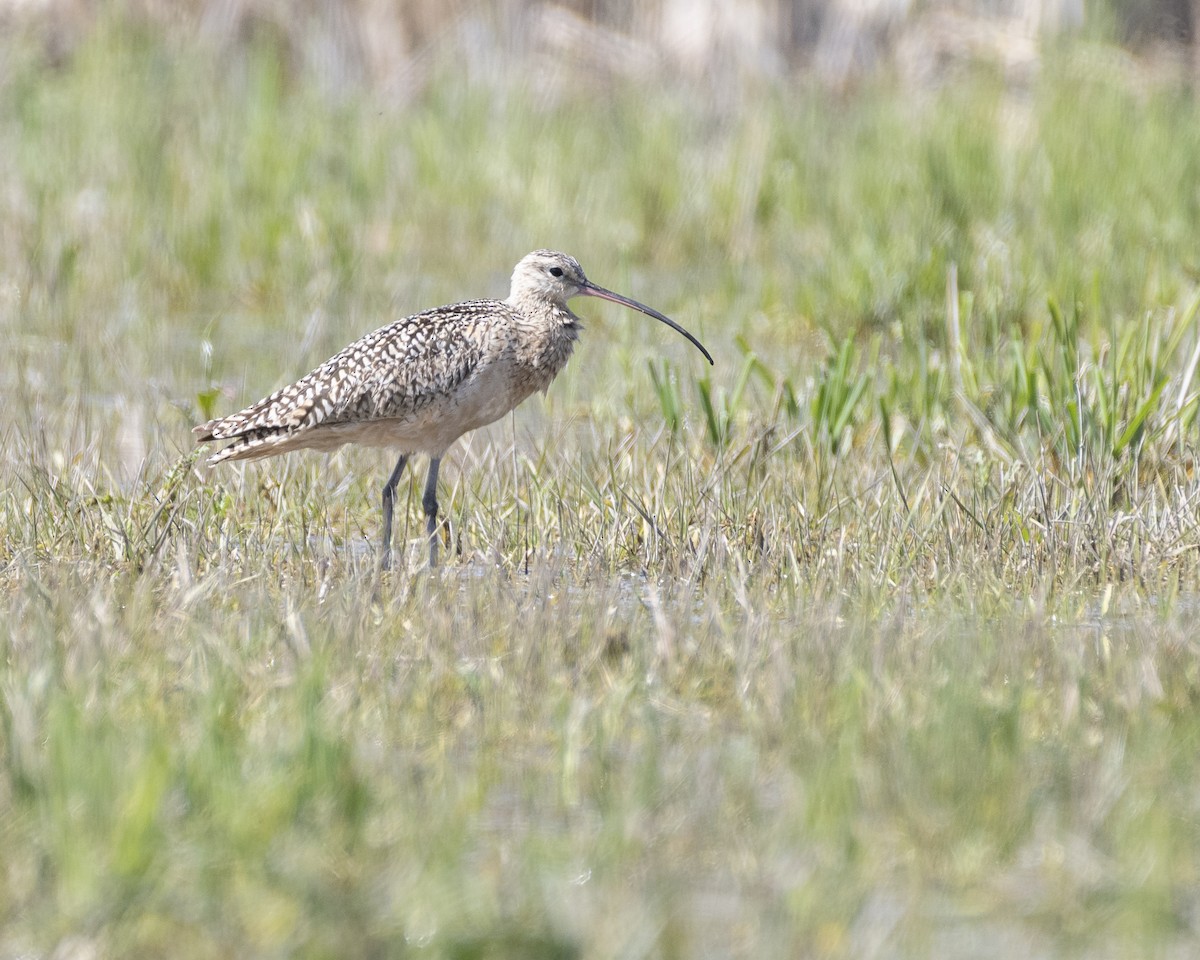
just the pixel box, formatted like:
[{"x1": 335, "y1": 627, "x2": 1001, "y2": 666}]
[{"x1": 515, "y1": 316, "x2": 580, "y2": 384}]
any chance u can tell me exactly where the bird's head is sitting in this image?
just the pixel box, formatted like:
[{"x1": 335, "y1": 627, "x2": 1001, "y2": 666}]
[
  {"x1": 506, "y1": 250, "x2": 714, "y2": 365},
  {"x1": 508, "y1": 250, "x2": 589, "y2": 305}
]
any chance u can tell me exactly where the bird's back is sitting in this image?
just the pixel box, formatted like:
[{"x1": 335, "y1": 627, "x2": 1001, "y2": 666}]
[{"x1": 195, "y1": 300, "x2": 513, "y2": 463}]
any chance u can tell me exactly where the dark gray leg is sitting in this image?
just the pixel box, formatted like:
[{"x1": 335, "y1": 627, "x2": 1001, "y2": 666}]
[
  {"x1": 423, "y1": 457, "x2": 441, "y2": 568},
  {"x1": 380, "y1": 454, "x2": 408, "y2": 570}
]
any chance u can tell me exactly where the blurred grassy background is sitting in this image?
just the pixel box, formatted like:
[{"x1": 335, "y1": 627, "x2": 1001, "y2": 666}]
[{"x1": 5, "y1": 2, "x2": 1200, "y2": 957}]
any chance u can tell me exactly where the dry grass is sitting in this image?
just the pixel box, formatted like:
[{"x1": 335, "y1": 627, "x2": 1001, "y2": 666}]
[{"x1": 3, "y1": 16, "x2": 1200, "y2": 959}]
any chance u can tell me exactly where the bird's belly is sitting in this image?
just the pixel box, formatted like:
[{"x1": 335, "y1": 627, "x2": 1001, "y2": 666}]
[{"x1": 323, "y1": 365, "x2": 539, "y2": 455}]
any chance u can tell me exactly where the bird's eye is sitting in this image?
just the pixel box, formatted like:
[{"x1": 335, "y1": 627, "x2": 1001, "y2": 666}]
[{"x1": 549, "y1": 266, "x2": 564, "y2": 278}]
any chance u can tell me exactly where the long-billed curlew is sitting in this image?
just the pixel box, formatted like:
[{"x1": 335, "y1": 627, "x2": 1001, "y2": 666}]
[{"x1": 195, "y1": 250, "x2": 713, "y2": 569}]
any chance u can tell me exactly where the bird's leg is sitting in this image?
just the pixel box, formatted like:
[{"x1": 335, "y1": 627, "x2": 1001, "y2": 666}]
[
  {"x1": 380, "y1": 454, "x2": 408, "y2": 571},
  {"x1": 423, "y1": 457, "x2": 441, "y2": 569}
]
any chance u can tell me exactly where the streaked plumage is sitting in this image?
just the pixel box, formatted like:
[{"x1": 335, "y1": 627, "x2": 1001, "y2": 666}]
[{"x1": 195, "y1": 250, "x2": 713, "y2": 569}]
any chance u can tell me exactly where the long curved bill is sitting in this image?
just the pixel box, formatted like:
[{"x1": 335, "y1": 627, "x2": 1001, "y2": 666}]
[{"x1": 579, "y1": 282, "x2": 714, "y2": 366}]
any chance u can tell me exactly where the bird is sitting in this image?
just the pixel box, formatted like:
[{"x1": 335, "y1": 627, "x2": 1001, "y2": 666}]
[{"x1": 194, "y1": 250, "x2": 714, "y2": 570}]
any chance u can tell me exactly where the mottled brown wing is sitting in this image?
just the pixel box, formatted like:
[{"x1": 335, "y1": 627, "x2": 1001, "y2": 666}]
[{"x1": 194, "y1": 301, "x2": 496, "y2": 459}]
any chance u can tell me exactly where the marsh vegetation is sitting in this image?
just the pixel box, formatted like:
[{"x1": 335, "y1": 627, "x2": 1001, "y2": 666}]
[{"x1": 3, "y1": 9, "x2": 1200, "y2": 958}]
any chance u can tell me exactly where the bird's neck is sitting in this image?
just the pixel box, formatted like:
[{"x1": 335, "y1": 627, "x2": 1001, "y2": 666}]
[{"x1": 507, "y1": 295, "x2": 582, "y2": 385}]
